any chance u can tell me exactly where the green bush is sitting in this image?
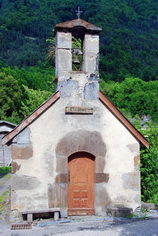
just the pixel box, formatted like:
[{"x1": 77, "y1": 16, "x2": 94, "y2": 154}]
[
  {"x1": 139, "y1": 123, "x2": 158, "y2": 203},
  {"x1": 0, "y1": 167, "x2": 12, "y2": 174}
]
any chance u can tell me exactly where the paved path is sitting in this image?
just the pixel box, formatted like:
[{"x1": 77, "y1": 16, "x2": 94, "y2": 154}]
[
  {"x1": 0, "y1": 217, "x2": 157, "y2": 236},
  {"x1": 53, "y1": 218, "x2": 158, "y2": 236},
  {"x1": 0, "y1": 174, "x2": 11, "y2": 197}
]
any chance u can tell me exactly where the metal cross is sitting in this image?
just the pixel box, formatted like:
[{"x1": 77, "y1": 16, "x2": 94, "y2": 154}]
[{"x1": 76, "y1": 6, "x2": 83, "y2": 19}]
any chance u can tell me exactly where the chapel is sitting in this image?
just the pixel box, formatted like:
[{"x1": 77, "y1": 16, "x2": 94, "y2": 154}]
[{"x1": 2, "y1": 18, "x2": 149, "y2": 221}]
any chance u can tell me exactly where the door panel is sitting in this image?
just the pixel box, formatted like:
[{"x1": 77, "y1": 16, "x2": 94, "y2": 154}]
[{"x1": 68, "y1": 152, "x2": 94, "y2": 215}]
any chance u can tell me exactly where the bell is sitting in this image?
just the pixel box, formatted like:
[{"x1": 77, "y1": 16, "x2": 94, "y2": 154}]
[
  {"x1": 72, "y1": 48, "x2": 83, "y2": 55},
  {"x1": 76, "y1": 48, "x2": 83, "y2": 55},
  {"x1": 73, "y1": 55, "x2": 80, "y2": 64}
]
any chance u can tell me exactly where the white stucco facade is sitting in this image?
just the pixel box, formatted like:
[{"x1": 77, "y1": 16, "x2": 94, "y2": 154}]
[{"x1": 11, "y1": 96, "x2": 141, "y2": 217}]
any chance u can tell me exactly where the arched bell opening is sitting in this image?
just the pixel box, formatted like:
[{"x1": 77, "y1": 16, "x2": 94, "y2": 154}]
[{"x1": 71, "y1": 26, "x2": 85, "y2": 71}]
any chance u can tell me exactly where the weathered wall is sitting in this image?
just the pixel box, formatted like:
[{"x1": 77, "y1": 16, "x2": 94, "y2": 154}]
[
  {"x1": 0, "y1": 122, "x2": 16, "y2": 166},
  {"x1": 0, "y1": 133, "x2": 12, "y2": 166},
  {"x1": 55, "y1": 31, "x2": 72, "y2": 80},
  {"x1": 11, "y1": 95, "x2": 140, "y2": 218},
  {"x1": 0, "y1": 134, "x2": 3, "y2": 165}
]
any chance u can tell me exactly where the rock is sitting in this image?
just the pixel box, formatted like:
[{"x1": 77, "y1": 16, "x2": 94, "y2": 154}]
[
  {"x1": 141, "y1": 202, "x2": 156, "y2": 212},
  {"x1": 106, "y1": 207, "x2": 133, "y2": 217}
]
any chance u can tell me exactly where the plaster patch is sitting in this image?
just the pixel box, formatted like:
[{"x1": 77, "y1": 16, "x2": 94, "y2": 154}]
[
  {"x1": 55, "y1": 174, "x2": 68, "y2": 183},
  {"x1": 17, "y1": 193, "x2": 48, "y2": 210},
  {"x1": 113, "y1": 195, "x2": 130, "y2": 207},
  {"x1": 12, "y1": 175, "x2": 41, "y2": 190},
  {"x1": 127, "y1": 143, "x2": 139, "y2": 153},
  {"x1": 95, "y1": 156, "x2": 106, "y2": 173},
  {"x1": 12, "y1": 144, "x2": 33, "y2": 160},
  {"x1": 122, "y1": 172, "x2": 140, "y2": 191},
  {"x1": 95, "y1": 173, "x2": 109, "y2": 183},
  {"x1": 44, "y1": 147, "x2": 54, "y2": 177},
  {"x1": 14, "y1": 128, "x2": 31, "y2": 144},
  {"x1": 84, "y1": 82, "x2": 99, "y2": 100},
  {"x1": 58, "y1": 80, "x2": 78, "y2": 97},
  {"x1": 95, "y1": 184, "x2": 111, "y2": 215},
  {"x1": 56, "y1": 130, "x2": 106, "y2": 158},
  {"x1": 134, "y1": 155, "x2": 140, "y2": 170},
  {"x1": 56, "y1": 157, "x2": 68, "y2": 174},
  {"x1": 48, "y1": 184, "x2": 67, "y2": 208},
  {"x1": 56, "y1": 31, "x2": 71, "y2": 49}
]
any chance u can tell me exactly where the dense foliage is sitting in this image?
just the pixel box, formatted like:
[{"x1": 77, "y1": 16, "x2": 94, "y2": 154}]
[
  {"x1": 139, "y1": 124, "x2": 158, "y2": 205},
  {"x1": 0, "y1": 66, "x2": 55, "y2": 123},
  {"x1": 100, "y1": 78, "x2": 158, "y2": 120},
  {"x1": 0, "y1": 0, "x2": 158, "y2": 81},
  {"x1": 0, "y1": 167, "x2": 11, "y2": 174}
]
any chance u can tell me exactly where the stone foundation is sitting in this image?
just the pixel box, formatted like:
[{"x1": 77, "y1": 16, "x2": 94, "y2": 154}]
[{"x1": 106, "y1": 207, "x2": 133, "y2": 217}]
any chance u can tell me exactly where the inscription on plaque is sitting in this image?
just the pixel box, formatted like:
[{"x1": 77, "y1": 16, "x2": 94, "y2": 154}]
[{"x1": 65, "y1": 106, "x2": 93, "y2": 114}]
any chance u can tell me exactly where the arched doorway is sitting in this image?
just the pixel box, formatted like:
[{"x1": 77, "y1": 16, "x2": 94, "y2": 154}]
[{"x1": 68, "y1": 152, "x2": 95, "y2": 215}]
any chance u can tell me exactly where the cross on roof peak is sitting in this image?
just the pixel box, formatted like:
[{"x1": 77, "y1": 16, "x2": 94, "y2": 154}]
[{"x1": 76, "y1": 6, "x2": 83, "y2": 19}]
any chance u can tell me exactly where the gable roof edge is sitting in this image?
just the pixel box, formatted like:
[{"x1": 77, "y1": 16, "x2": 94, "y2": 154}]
[
  {"x1": 55, "y1": 18, "x2": 102, "y2": 35},
  {"x1": 99, "y1": 91, "x2": 149, "y2": 148},
  {"x1": 2, "y1": 91, "x2": 60, "y2": 146},
  {"x1": 0, "y1": 120, "x2": 16, "y2": 127}
]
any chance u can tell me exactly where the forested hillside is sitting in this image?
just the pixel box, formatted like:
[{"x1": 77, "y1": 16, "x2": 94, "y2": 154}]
[{"x1": 1, "y1": 0, "x2": 158, "y2": 80}]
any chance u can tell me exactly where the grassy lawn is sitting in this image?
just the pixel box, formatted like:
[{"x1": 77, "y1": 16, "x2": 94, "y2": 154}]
[
  {"x1": 0, "y1": 191, "x2": 8, "y2": 216},
  {"x1": 0, "y1": 171, "x2": 11, "y2": 217}
]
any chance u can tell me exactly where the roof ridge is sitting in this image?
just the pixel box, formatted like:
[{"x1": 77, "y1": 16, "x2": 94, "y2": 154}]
[{"x1": 55, "y1": 18, "x2": 102, "y2": 33}]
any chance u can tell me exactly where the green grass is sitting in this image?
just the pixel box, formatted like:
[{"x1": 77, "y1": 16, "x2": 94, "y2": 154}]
[
  {"x1": 141, "y1": 208, "x2": 147, "y2": 213},
  {"x1": 0, "y1": 191, "x2": 8, "y2": 202},
  {"x1": 140, "y1": 213, "x2": 148, "y2": 219},
  {"x1": 126, "y1": 212, "x2": 137, "y2": 219},
  {"x1": 0, "y1": 191, "x2": 8, "y2": 215},
  {"x1": 1, "y1": 173, "x2": 11, "y2": 181}
]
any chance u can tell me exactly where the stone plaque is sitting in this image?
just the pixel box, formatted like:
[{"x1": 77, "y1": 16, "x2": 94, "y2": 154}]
[{"x1": 65, "y1": 106, "x2": 93, "y2": 114}]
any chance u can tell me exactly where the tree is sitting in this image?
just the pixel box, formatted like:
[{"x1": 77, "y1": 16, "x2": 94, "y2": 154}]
[
  {"x1": 1, "y1": 0, "x2": 158, "y2": 81},
  {"x1": 0, "y1": 72, "x2": 23, "y2": 122},
  {"x1": 0, "y1": 66, "x2": 55, "y2": 91},
  {"x1": 100, "y1": 77, "x2": 158, "y2": 120},
  {"x1": 20, "y1": 85, "x2": 52, "y2": 118}
]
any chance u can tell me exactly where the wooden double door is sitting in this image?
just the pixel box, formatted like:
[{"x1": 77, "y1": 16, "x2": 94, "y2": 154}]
[{"x1": 68, "y1": 152, "x2": 95, "y2": 216}]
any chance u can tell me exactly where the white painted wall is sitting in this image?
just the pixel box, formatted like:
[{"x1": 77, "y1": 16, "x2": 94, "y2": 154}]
[{"x1": 13, "y1": 96, "x2": 140, "y2": 214}]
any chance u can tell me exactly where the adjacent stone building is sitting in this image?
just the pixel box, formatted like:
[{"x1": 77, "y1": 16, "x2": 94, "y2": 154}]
[
  {"x1": 0, "y1": 120, "x2": 16, "y2": 166},
  {"x1": 2, "y1": 19, "x2": 149, "y2": 220}
]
